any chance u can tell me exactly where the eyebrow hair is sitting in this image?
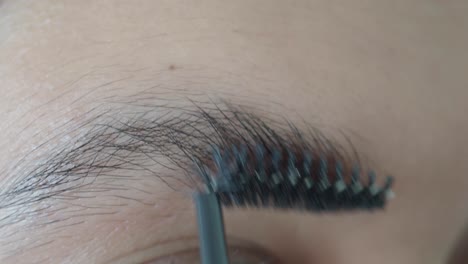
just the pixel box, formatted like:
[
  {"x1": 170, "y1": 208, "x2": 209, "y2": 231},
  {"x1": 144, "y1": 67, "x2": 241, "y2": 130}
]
[{"x1": 0, "y1": 97, "x2": 363, "y2": 227}]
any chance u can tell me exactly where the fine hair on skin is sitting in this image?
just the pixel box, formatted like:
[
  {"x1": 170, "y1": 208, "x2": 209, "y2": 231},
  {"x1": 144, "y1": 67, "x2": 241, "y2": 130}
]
[{"x1": 0, "y1": 96, "x2": 392, "y2": 231}]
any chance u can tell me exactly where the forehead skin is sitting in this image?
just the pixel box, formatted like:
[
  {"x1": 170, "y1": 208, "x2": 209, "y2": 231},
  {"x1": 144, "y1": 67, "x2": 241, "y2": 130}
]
[{"x1": 1, "y1": 0, "x2": 468, "y2": 263}]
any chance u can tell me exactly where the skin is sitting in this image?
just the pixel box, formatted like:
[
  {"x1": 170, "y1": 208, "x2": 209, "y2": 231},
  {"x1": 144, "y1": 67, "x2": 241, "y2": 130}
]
[{"x1": 1, "y1": 0, "x2": 468, "y2": 263}]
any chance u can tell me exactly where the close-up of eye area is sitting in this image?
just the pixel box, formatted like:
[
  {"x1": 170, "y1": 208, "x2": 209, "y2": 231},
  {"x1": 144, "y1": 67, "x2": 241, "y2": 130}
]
[
  {"x1": 1, "y1": 0, "x2": 468, "y2": 263},
  {"x1": 0, "y1": 95, "x2": 390, "y2": 263}
]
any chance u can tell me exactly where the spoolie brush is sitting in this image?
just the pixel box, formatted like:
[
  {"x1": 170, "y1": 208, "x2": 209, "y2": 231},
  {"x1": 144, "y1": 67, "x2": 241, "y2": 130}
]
[
  {"x1": 196, "y1": 143, "x2": 394, "y2": 212},
  {"x1": 193, "y1": 141, "x2": 394, "y2": 263},
  {"x1": 185, "y1": 103, "x2": 395, "y2": 264}
]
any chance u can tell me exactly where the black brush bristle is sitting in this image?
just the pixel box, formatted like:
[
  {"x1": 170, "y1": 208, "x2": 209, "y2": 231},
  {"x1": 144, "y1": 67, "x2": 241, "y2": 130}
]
[{"x1": 197, "y1": 143, "x2": 394, "y2": 212}]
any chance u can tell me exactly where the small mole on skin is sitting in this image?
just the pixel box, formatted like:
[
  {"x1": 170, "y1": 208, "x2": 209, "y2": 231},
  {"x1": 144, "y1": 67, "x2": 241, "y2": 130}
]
[{"x1": 169, "y1": 65, "x2": 176, "y2": 71}]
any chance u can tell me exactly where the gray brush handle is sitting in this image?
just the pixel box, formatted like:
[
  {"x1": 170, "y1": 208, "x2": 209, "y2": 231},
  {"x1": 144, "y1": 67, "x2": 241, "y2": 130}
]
[{"x1": 194, "y1": 192, "x2": 229, "y2": 264}]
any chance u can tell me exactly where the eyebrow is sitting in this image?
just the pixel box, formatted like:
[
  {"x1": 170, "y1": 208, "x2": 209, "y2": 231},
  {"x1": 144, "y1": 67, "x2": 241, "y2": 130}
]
[{"x1": 0, "y1": 98, "x2": 362, "y2": 226}]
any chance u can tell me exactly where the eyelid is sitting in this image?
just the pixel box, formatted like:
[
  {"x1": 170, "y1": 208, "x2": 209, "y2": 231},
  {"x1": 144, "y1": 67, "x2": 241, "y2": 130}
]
[
  {"x1": 146, "y1": 244, "x2": 279, "y2": 264},
  {"x1": 109, "y1": 236, "x2": 279, "y2": 264}
]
